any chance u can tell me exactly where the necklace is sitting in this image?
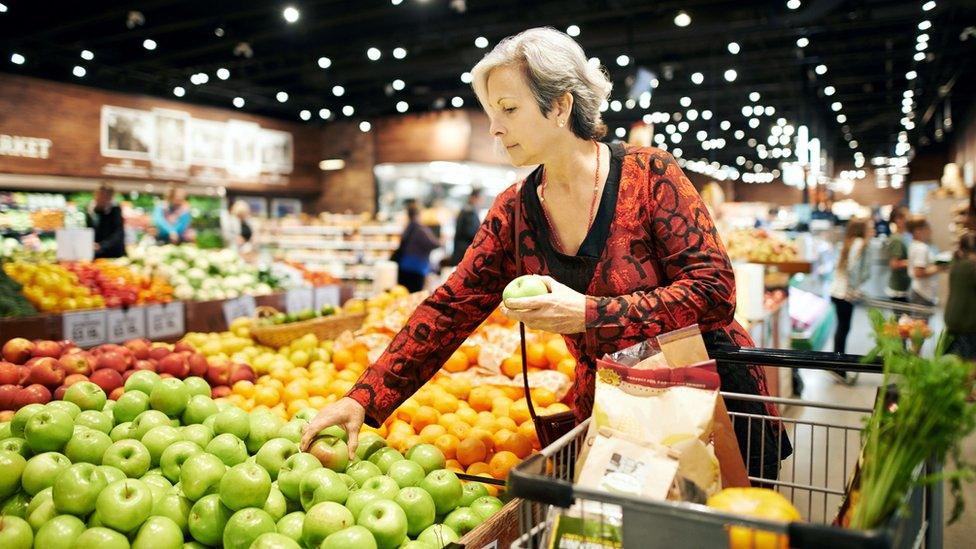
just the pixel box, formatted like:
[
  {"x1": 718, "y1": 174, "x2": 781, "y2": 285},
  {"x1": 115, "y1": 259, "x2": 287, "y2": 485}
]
[{"x1": 540, "y1": 141, "x2": 601, "y2": 253}]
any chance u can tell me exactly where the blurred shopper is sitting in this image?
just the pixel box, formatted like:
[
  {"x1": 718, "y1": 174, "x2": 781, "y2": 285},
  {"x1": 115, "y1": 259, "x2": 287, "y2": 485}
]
[
  {"x1": 221, "y1": 199, "x2": 254, "y2": 252},
  {"x1": 883, "y1": 205, "x2": 911, "y2": 302},
  {"x1": 830, "y1": 219, "x2": 873, "y2": 373},
  {"x1": 450, "y1": 188, "x2": 484, "y2": 265},
  {"x1": 395, "y1": 203, "x2": 440, "y2": 292},
  {"x1": 907, "y1": 217, "x2": 946, "y2": 314},
  {"x1": 945, "y1": 232, "x2": 976, "y2": 360},
  {"x1": 153, "y1": 186, "x2": 192, "y2": 244},
  {"x1": 85, "y1": 183, "x2": 125, "y2": 258}
]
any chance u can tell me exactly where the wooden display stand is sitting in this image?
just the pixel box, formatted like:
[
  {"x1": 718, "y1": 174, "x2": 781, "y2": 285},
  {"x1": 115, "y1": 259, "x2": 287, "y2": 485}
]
[{"x1": 455, "y1": 497, "x2": 522, "y2": 549}]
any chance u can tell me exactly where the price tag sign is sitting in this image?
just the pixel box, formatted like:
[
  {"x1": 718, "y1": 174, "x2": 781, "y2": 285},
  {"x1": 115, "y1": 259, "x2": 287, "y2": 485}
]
[
  {"x1": 106, "y1": 307, "x2": 146, "y2": 343},
  {"x1": 146, "y1": 302, "x2": 185, "y2": 340},
  {"x1": 222, "y1": 295, "x2": 257, "y2": 325},
  {"x1": 286, "y1": 288, "x2": 314, "y2": 314},
  {"x1": 314, "y1": 285, "x2": 341, "y2": 309},
  {"x1": 62, "y1": 310, "x2": 107, "y2": 348},
  {"x1": 56, "y1": 228, "x2": 94, "y2": 261}
]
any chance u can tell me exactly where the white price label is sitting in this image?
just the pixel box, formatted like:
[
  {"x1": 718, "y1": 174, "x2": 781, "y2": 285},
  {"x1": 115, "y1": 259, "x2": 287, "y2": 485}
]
[
  {"x1": 146, "y1": 302, "x2": 185, "y2": 340},
  {"x1": 314, "y1": 285, "x2": 341, "y2": 309},
  {"x1": 62, "y1": 310, "x2": 107, "y2": 348},
  {"x1": 286, "y1": 288, "x2": 315, "y2": 314},
  {"x1": 106, "y1": 307, "x2": 146, "y2": 343},
  {"x1": 222, "y1": 295, "x2": 257, "y2": 325}
]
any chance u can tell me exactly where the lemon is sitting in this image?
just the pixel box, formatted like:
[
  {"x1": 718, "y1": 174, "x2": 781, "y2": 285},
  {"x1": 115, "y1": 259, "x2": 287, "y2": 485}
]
[{"x1": 290, "y1": 349, "x2": 310, "y2": 368}]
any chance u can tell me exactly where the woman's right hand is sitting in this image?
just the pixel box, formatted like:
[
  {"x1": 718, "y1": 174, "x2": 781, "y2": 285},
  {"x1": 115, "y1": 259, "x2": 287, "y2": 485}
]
[{"x1": 300, "y1": 397, "x2": 366, "y2": 459}]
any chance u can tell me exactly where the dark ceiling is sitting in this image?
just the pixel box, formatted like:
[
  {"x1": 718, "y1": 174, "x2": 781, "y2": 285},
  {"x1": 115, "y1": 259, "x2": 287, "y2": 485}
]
[{"x1": 2, "y1": 0, "x2": 974, "y2": 172}]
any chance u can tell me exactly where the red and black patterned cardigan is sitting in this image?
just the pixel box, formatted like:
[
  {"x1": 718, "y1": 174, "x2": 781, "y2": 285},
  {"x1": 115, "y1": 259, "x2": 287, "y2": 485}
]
[{"x1": 347, "y1": 145, "x2": 775, "y2": 428}]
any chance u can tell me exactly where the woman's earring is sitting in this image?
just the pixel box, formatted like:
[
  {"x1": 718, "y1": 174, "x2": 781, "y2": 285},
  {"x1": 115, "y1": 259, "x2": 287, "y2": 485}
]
[{"x1": 558, "y1": 120, "x2": 565, "y2": 127}]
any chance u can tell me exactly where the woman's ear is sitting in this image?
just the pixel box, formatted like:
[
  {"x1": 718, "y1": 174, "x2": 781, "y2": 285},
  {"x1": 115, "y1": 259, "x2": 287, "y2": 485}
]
[{"x1": 552, "y1": 92, "x2": 574, "y2": 126}]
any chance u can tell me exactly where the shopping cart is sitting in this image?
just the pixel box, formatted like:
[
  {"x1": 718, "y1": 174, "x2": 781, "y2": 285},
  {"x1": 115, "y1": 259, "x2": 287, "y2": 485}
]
[{"x1": 507, "y1": 347, "x2": 941, "y2": 549}]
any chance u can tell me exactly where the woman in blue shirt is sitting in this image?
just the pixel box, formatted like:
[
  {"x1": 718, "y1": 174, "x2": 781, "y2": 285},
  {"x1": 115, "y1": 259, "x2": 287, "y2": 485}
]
[{"x1": 153, "y1": 186, "x2": 192, "y2": 244}]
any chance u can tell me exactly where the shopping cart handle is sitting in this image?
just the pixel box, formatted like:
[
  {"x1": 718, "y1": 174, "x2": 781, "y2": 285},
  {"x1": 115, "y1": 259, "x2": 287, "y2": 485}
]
[
  {"x1": 506, "y1": 454, "x2": 575, "y2": 508},
  {"x1": 708, "y1": 343, "x2": 883, "y2": 373},
  {"x1": 787, "y1": 521, "x2": 888, "y2": 549}
]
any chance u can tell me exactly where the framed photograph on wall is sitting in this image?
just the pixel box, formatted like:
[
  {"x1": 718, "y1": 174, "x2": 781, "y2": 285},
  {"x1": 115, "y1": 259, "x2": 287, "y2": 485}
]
[
  {"x1": 225, "y1": 120, "x2": 262, "y2": 178},
  {"x1": 152, "y1": 108, "x2": 191, "y2": 168},
  {"x1": 270, "y1": 198, "x2": 302, "y2": 218},
  {"x1": 100, "y1": 105, "x2": 155, "y2": 160},
  {"x1": 236, "y1": 195, "x2": 268, "y2": 218},
  {"x1": 259, "y1": 129, "x2": 294, "y2": 174},
  {"x1": 189, "y1": 119, "x2": 227, "y2": 167}
]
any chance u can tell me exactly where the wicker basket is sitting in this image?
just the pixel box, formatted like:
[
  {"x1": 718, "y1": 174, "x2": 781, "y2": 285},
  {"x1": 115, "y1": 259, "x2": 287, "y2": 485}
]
[{"x1": 249, "y1": 306, "x2": 366, "y2": 348}]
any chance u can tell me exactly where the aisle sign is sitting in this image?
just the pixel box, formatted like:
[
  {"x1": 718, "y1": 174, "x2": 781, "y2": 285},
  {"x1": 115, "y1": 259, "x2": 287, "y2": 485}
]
[
  {"x1": 286, "y1": 288, "x2": 314, "y2": 314},
  {"x1": 62, "y1": 310, "x2": 107, "y2": 347},
  {"x1": 222, "y1": 295, "x2": 257, "y2": 325},
  {"x1": 106, "y1": 307, "x2": 146, "y2": 343},
  {"x1": 146, "y1": 302, "x2": 185, "y2": 340},
  {"x1": 314, "y1": 285, "x2": 341, "y2": 309}
]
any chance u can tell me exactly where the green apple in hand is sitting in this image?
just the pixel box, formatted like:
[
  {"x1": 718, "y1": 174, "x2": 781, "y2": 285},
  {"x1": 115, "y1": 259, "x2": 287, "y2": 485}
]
[
  {"x1": 356, "y1": 499, "x2": 408, "y2": 549},
  {"x1": 219, "y1": 461, "x2": 272, "y2": 511},
  {"x1": 112, "y1": 391, "x2": 150, "y2": 424},
  {"x1": 25, "y1": 409, "x2": 74, "y2": 453},
  {"x1": 73, "y1": 526, "x2": 129, "y2": 549},
  {"x1": 0, "y1": 516, "x2": 32, "y2": 549},
  {"x1": 276, "y1": 511, "x2": 306, "y2": 542},
  {"x1": 419, "y1": 469, "x2": 463, "y2": 515},
  {"x1": 299, "y1": 467, "x2": 348, "y2": 510},
  {"x1": 102, "y1": 439, "x2": 152, "y2": 478},
  {"x1": 320, "y1": 525, "x2": 378, "y2": 549},
  {"x1": 309, "y1": 435, "x2": 350, "y2": 472},
  {"x1": 206, "y1": 433, "x2": 248, "y2": 466},
  {"x1": 277, "y1": 452, "x2": 321, "y2": 502},
  {"x1": 0, "y1": 450, "x2": 27, "y2": 499},
  {"x1": 21, "y1": 451, "x2": 71, "y2": 495},
  {"x1": 180, "y1": 453, "x2": 226, "y2": 501},
  {"x1": 303, "y1": 501, "x2": 355, "y2": 548},
  {"x1": 503, "y1": 274, "x2": 550, "y2": 301},
  {"x1": 33, "y1": 514, "x2": 86, "y2": 549},
  {"x1": 223, "y1": 507, "x2": 277, "y2": 549},
  {"x1": 394, "y1": 486, "x2": 437, "y2": 538},
  {"x1": 188, "y1": 493, "x2": 233, "y2": 546},
  {"x1": 52, "y1": 463, "x2": 107, "y2": 516},
  {"x1": 96, "y1": 479, "x2": 154, "y2": 533},
  {"x1": 141, "y1": 425, "x2": 184, "y2": 466}
]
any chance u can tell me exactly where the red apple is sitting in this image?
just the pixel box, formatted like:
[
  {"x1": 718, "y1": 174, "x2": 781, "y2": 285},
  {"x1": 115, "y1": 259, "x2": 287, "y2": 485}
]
[
  {"x1": 0, "y1": 410, "x2": 13, "y2": 422},
  {"x1": 188, "y1": 353, "x2": 209, "y2": 377},
  {"x1": 124, "y1": 338, "x2": 151, "y2": 360},
  {"x1": 90, "y1": 368, "x2": 124, "y2": 394},
  {"x1": 63, "y1": 373, "x2": 90, "y2": 387},
  {"x1": 96, "y1": 351, "x2": 128, "y2": 374},
  {"x1": 149, "y1": 345, "x2": 171, "y2": 361},
  {"x1": 57, "y1": 340, "x2": 78, "y2": 354},
  {"x1": 212, "y1": 386, "x2": 231, "y2": 398},
  {"x1": 2, "y1": 338, "x2": 35, "y2": 364},
  {"x1": 206, "y1": 358, "x2": 231, "y2": 386},
  {"x1": 0, "y1": 361, "x2": 18, "y2": 385},
  {"x1": 32, "y1": 340, "x2": 62, "y2": 358},
  {"x1": 53, "y1": 385, "x2": 68, "y2": 401},
  {"x1": 28, "y1": 357, "x2": 65, "y2": 387},
  {"x1": 228, "y1": 364, "x2": 256, "y2": 385},
  {"x1": 17, "y1": 365, "x2": 30, "y2": 385},
  {"x1": 0, "y1": 384, "x2": 18, "y2": 410},
  {"x1": 159, "y1": 373, "x2": 173, "y2": 379},
  {"x1": 173, "y1": 341, "x2": 195, "y2": 354},
  {"x1": 59, "y1": 352, "x2": 94, "y2": 376},
  {"x1": 133, "y1": 360, "x2": 156, "y2": 372},
  {"x1": 109, "y1": 387, "x2": 125, "y2": 400},
  {"x1": 19, "y1": 383, "x2": 52, "y2": 405},
  {"x1": 158, "y1": 353, "x2": 189, "y2": 378}
]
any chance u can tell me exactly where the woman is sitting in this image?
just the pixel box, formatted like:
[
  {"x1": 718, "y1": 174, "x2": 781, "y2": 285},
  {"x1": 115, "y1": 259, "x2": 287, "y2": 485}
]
[
  {"x1": 945, "y1": 232, "x2": 976, "y2": 359},
  {"x1": 221, "y1": 200, "x2": 254, "y2": 252},
  {"x1": 907, "y1": 217, "x2": 946, "y2": 316},
  {"x1": 86, "y1": 183, "x2": 126, "y2": 258},
  {"x1": 302, "y1": 27, "x2": 789, "y2": 478},
  {"x1": 395, "y1": 203, "x2": 441, "y2": 292},
  {"x1": 153, "y1": 186, "x2": 192, "y2": 244},
  {"x1": 829, "y1": 219, "x2": 872, "y2": 371}
]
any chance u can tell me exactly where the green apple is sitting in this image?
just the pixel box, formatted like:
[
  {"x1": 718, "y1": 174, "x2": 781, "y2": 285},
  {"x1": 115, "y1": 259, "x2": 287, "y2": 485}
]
[
  {"x1": 344, "y1": 489, "x2": 381, "y2": 521},
  {"x1": 182, "y1": 424, "x2": 214, "y2": 449},
  {"x1": 470, "y1": 495, "x2": 504, "y2": 519},
  {"x1": 131, "y1": 515, "x2": 183, "y2": 549},
  {"x1": 112, "y1": 391, "x2": 150, "y2": 424},
  {"x1": 291, "y1": 408, "x2": 317, "y2": 421},
  {"x1": 10, "y1": 403, "x2": 45, "y2": 438},
  {"x1": 124, "y1": 370, "x2": 161, "y2": 395},
  {"x1": 206, "y1": 433, "x2": 248, "y2": 466},
  {"x1": 26, "y1": 497, "x2": 58, "y2": 531},
  {"x1": 407, "y1": 444, "x2": 446, "y2": 475},
  {"x1": 25, "y1": 408, "x2": 74, "y2": 453},
  {"x1": 346, "y1": 460, "x2": 383, "y2": 486},
  {"x1": 338, "y1": 472, "x2": 359, "y2": 491},
  {"x1": 181, "y1": 395, "x2": 218, "y2": 425},
  {"x1": 502, "y1": 274, "x2": 550, "y2": 300},
  {"x1": 354, "y1": 432, "x2": 387, "y2": 461},
  {"x1": 151, "y1": 491, "x2": 192, "y2": 536},
  {"x1": 159, "y1": 440, "x2": 203, "y2": 483},
  {"x1": 401, "y1": 541, "x2": 437, "y2": 549},
  {"x1": 420, "y1": 469, "x2": 462, "y2": 515},
  {"x1": 263, "y1": 484, "x2": 287, "y2": 521},
  {"x1": 0, "y1": 516, "x2": 32, "y2": 549},
  {"x1": 417, "y1": 523, "x2": 460, "y2": 547},
  {"x1": 0, "y1": 421, "x2": 9, "y2": 438},
  {"x1": 96, "y1": 479, "x2": 153, "y2": 533},
  {"x1": 101, "y1": 400, "x2": 115, "y2": 413},
  {"x1": 187, "y1": 493, "x2": 232, "y2": 546},
  {"x1": 444, "y1": 506, "x2": 482, "y2": 536},
  {"x1": 213, "y1": 407, "x2": 250, "y2": 440},
  {"x1": 276, "y1": 511, "x2": 305, "y2": 542},
  {"x1": 367, "y1": 446, "x2": 403, "y2": 474},
  {"x1": 279, "y1": 419, "x2": 306, "y2": 444},
  {"x1": 0, "y1": 450, "x2": 27, "y2": 499},
  {"x1": 130, "y1": 410, "x2": 171, "y2": 439},
  {"x1": 52, "y1": 463, "x2": 107, "y2": 516},
  {"x1": 202, "y1": 414, "x2": 217, "y2": 431},
  {"x1": 320, "y1": 525, "x2": 378, "y2": 549},
  {"x1": 74, "y1": 410, "x2": 112, "y2": 434},
  {"x1": 1, "y1": 491, "x2": 31, "y2": 518},
  {"x1": 277, "y1": 452, "x2": 321, "y2": 502},
  {"x1": 255, "y1": 438, "x2": 298, "y2": 480},
  {"x1": 103, "y1": 439, "x2": 151, "y2": 478},
  {"x1": 72, "y1": 526, "x2": 129, "y2": 549},
  {"x1": 361, "y1": 475, "x2": 399, "y2": 500},
  {"x1": 223, "y1": 507, "x2": 277, "y2": 549},
  {"x1": 317, "y1": 425, "x2": 349, "y2": 442},
  {"x1": 141, "y1": 471, "x2": 173, "y2": 493},
  {"x1": 110, "y1": 422, "x2": 133, "y2": 442},
  {"x1": 141, "y1": 425, "x2": 184, "y2": 466},
  {"x1": 310, "y1": 436, "x2": 350, "y2": 473},
  {"x1": 0, "y1": 437, "x2": 29, "y2": 458},
  {"x1": 182, "y1": 376, "x2": 211, "y2": 398},
  {"x1": 180, "y1": 453, "x2": 226, "y2": 501},
  {"x1": 395, "y1": 486, "x2": 437, "y2": 538},
  {"x1": 63, "y1": 382, "x2": 107, "y2": 411},
  {"x1": 387, "y1": 459, "x2": 426, "y2": 488},
  {"x1": 356, "y1": 499, "x2": 408, "y2": 549},
  {"x1": 219, "y1": 461, "x2": 271, "y2": 511},
  {"x1": 149, "y1": 378, "x2": 189, "y2": 417},
  {"x1": 22, "y1": 451, "x2": 71, "y2": 495},
  {"x1": 250, "y1": 532, "x2": 302, "y2": 549},
  {"x1": 47, "y1": 400, "x2": 82, "y2": 419},
  {"x1": 303, "y1": 501, "x2": 355, "y2": 548},
  {"x1": 299, "y1": 467, "x2": 348, "y2": 510},
  {"x1": 26, "y1": 486, "x2": 52, "y2": 516},
  {"x1": 98, "y1": 465, "x2": 126, "y2": 485},
  {"x1": 246, "y1": 411, "x2": 284, "y2": 454},
  {"x1": 459, "y1": 481, "x2": 489, "y2": 507},
  {"x1": 33, "y1": 514, "x2": 86, "y2": 549}
]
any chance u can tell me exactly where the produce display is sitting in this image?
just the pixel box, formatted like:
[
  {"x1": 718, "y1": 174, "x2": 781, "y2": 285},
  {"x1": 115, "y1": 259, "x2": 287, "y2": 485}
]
[
  {"x1": 0, "y1": 263, "x2": 37, "y2": 318},
  {"x1": 283, "y1": 260, "x2": 341, "y2": 287},
  {"x1": 62, "y1": 260, "x2": 174, "y2": 307},
  {"x1": 3, "y1": 262, "x2": 105, "y2": 312},
  {"x1": 257, "y1": 305, "x2": 340, "y2": 326},
  {"x1": 724, "y1": 228, "x2": 799, "y2": 263}
]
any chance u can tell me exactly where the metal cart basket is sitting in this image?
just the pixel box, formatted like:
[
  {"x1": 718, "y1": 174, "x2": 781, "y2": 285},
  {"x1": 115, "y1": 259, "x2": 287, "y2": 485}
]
[{"x1": 508, "y1": 347, "x2": 941, "y2": 549}]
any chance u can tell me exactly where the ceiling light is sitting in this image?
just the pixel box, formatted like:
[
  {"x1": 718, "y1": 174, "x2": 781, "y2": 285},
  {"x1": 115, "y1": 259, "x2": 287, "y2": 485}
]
[
  {"x1": 674, "y1": 11, "x2": 691, "y2": 27},
  {"x1": 786, "y1": 0, "x2": 801, "y2": 10},
  {"x1": 849, "y1": 140, "x2": 858, "y2": 149},
  {"x1": 191, "y1": 72, "x2": 209, "y2": 85},
  {"x1": 460, "y1": 71, "x2": 472, "y2": 84},
  {"x1": 616, "y1": 55, "x2": 630, "y2": 67},
  {"x1": 918, "y1": 20, "x2": 931, "y2": 30},
  {"x1": 72, "y1": 65, "x2": 86, "y2": 77},
  {"x1": 283, "y1": 6, "x2": 300, "y2": 23},
  {"x1": 143, "y1": 39, "x2": 157, "y2": 50},
  {"x1": 727, "y1": 42, "x2": 740, "y2": 54},
  {"x1": 451, "y1": 96, "x2": 464, "y2": 108},
  {"x1": 392, "y1": 79, "x2": 405, "y2": 91},
  {"x1": 665, "y1": 124, "x2": 676, "y2": 134},
  {"x1": 831, "y1": 101, "x2": 842, "y2": 111},
  {"x1": 735, "y1": 130, "x2": 745, "y2": 139},
  {"x1": 678, "y1": 121, "x2": 690, "y2": 133},
  {"x1": 276, "y1": 91, "x2": 289, "y2": 102},
  {"x1": 824, "y1": 85, "x2": 835, "y2": 96},
  {"x1": 902, "y1": 104, "x2": 913, "y2": 114},
  {"x1": 342, "y1": 105, "x2": 354, "y2": 116},
  {"x1": 615, "y1": 128, "x2": 627, "y2": 138},
  {"x1": 671, "y1": 133, "x2": 682, "y2": 143},
  {"x1": 319, "y1": 108, "x2": 331, "y2": 119},
  {"x1": 672, "y1": 148, "x2": 682, "y2": 157},
  {"x1": 81, "y1": 50, "x2": 94, "y2": 61},
  {"x1": 904, "y1": 90, "x2": 914, "y2": 97},
  {"x1": 216, "y1": 68, "x2": 230, "y2": 80},
  {"x1": 319, "y1": 159, "x2": 345, "y2": 170},
  {"x1": 0, "y1": 4, "x2": 7, "y2": 13},
  {"x1": 836, "y1": 114, "x2": 847, "y2": 123},
  {"x1": 720, "y1": 120, "x2": 731, "y2": 130},
  {"x1": 917, "y1": 33, "x2": 930, "y2": 43},
  {"x1": 702, "y1": 110, "x2": 713, "y2": 120},
  {"x1": 318, "y1": 57, "x2": 332, "y2": 69},
  {"x1": 680, "y1": 96, "x2": 692, "y2": 107},
  {"x1": 815, "y1": 64, "x2": 827, "y2": 75},
  {"x1": 299, "y1": 110, "x2": 311, "y2": 121},
  {"x1": 906, "y1": 70, "x2": 918, "y2": 80},
  {"x1": 173, "y1": 86, "x2": 185, "y2": 97},
  {"x1": 763, "y1": 106, "x2": 774, "y2": 116},
  {"x1": 367, "y1": 47, "x2": 381, "y2": 61},
  {"x1": 748, "y1": 138, "x2": 758, "y2": 147},
  {"x1": 396, "y1": 101, "x2": 408, "y2": 113},
  {"x1": 914, "y1": 52, "x2": 925, "y2": 61},
  {"x1": 393, "y1": 47, "x2": 407, "y2": 59},
  {"x1": 332, "y1": 85, "x2": 344, "y2": 96},
  {"x1": 916, "y1": 41, "x2": 928, "y2": 51},
  {"x1": 923, "y1": 1, "x2": 936, "y2": 11},
  {"x1": 10, "y1": 52, "x2": 25, "y2": 65},
  {"x1": 691, "y1": 72, "x2": 704, "y2": 84},
  {"x1": 747, "y1": 92, "x2": 761, "y2": 103},
  {"x1": 687, "y1": 109, "x2": 699, "y2": 121},
  {"x1": 610, "y1": 100, "x2": 622, "y2": 112},
  {"x1": 391, "y1": 0, "x2": 403, "y2": 5},
  {"x1": 796, "y1": 37, "x2": 809, "y2": 48},
  {"x1": 475, "y1": 36, "x2": 489, "y2": 48},
  {"x1": 696, "y1": 130, "x2": 708, "y2": 141},
  {"x1": 749, "y1": 118, "x2": 760, "y2": 128},
  {"x1": 359, "y1": 121, "x2": 371, "y2": 133},
  {"x1": 741, "y1": 106, "x2": 752, "y2": 117},
  {"x1": 588, "y1": 57, "x2": 601, "y2": 69},
  {"x1": 723, "y1": 69, "x2": 737, "y2": 82},
  {"x1": 566, "y1": 25, "x2": 580, "y2": 37},
  {"x1": 233, "y1": 97, "x2": 244, "y2": 108}
]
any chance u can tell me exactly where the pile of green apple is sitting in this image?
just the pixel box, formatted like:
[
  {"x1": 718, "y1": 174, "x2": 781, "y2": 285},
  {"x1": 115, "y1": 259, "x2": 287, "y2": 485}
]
[{"x1": 0, "y1": 372, "x2": 503, "y2": 549}]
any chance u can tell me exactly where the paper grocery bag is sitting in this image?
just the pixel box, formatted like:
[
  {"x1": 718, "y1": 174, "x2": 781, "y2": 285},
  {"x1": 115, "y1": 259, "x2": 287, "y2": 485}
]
[{"x1": 713, "y1": 396, "x2": 751, "y2": 488}]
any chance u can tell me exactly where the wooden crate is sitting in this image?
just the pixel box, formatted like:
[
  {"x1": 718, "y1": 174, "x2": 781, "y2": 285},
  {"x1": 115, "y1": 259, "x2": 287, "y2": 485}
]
[{"x1": 454, "y1": 497, "x2": 522, "y2": 549}]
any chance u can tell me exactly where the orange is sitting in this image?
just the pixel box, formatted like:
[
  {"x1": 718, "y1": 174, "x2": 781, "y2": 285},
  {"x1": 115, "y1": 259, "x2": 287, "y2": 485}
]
[
  {"x1": 232, "y1": 380, "x2": 255, "y2": 398},
  {"x1": 388, "y1": 419, "x2": 414, "y2": 436},
  {"x1": 529, "y1": 388, "x2": 556, "y2": 408},
  {"x1": 287, "y1": 399, "x2": 309, "y2": 417},
  {"x1": 411, "y1": 407, "x2": 441, "y2": 433},
  {"x1": 434, "y1": 433, "x2": 460, "y2": 460},
  {"x1": 491, "y1": 396, "x2": 512, "y2": 419},
  {"x1": 500, "y1": 386, "x2": 524, "y2": 400},
  {"x1": 467, "y1": 428, "x2": 495, "y2": 452},
  {"x1": 403, "y1": 435, "x2": 423, "y2": 452},
  {"x1": 353, "y1": 346, "x2": 370, "y2": 367},
  {"x1": 518, "y1": 420, "x2": 541, "y2": 450},
  {"x1": 438, "y1": 412, "x2": 460, "y2": 428},
  {"x1": 498, "y1": 432, "x2": 533, "y2": 459},
  {"x1": 460, "y1": 344, "x2": 480, "y2": 365},
  {"x1": 337, "y1": 369, "x2": 360, "y2": 382},
  {"x1": 494, "y1": 416, "x2": 517, "y2": 432},
  {"x1": 433, "y1": 394, "x2": 459, "y2": 414},
  {"x1": 474, "y1": 411, "x2": 497, "y2": 430},
  {"x1": 474, "y1": 472, "x2": 502, "y2": 496},
  {"x1": 395, "y1": 399, "x2": 419, "y2": 423},
  {"x1": 308, "y1": 377, "x2": 330, "y2": 397},
  {"x1": 547, "y1": 403, "x2": 572, "y2": 415},
  {"x1": 447, "y1": 421, "x2": 470, "y2": 440},
  {"x1": 500, "y1": 355, "x2": 523, "y2": 378},
  {"x1": 445, "y1": 459, "x2": 464, "y2": 473},
  {"x1": 492, "y1": 428, "x2": 514, "y2": 450},
  {"x1": 456, "y1": 407, "x2": 478, "y2": 425},
  {"x1": 509, "y1": 398, "x2": 532, "y2": 425},
  {"x1": 444, "y1": 378, "x2": 471, "y2": 400},
  {"x1": 413, "y1": 390, "x2": 434, "y2": 407},
  {"x1": 466, "y1": 461, "x2": 490, "y2": 476},
  {"x1": 467, "y1": 386, "x2": 495, "y2": 412},
  {"x1": 309, "y1": 395, "x2": 328, "y2": 409},
  {"x1": 330, "y1": 379, "x2": 354, "y2": 397},
  {"x1": 443, "y1": 350, "x2": 470, "y2": 373},
  {"x1": 282, "y1": 381, "x2": 309, "y2": 403},
  {"x1": 331, "y1": 348, "x2": 353, "y2": 369},
  {"x1": 456, "y1": 437, "x2": 488, "y2": 467},
  {"x1": 489, "y1": 451, "x2": 520, "y2": 480},
  {"x1": 344, "y1": 362, "x2": 365, "y2": 375},
  {"x1": 386, "y1": 432, "x2": 408, "y2": 452},
  {"x1": 525, "y1": 342, "x2": 548, "y2": 368},
  {"x1": 544, "y1": 338, "x2": 571, "y2": 366},
  {"x1": 556, "y1": 357, "x2": 577, "y2": 380},
  {"x1": 419, "y1": 424, "x2": 447, "y2": 444}
]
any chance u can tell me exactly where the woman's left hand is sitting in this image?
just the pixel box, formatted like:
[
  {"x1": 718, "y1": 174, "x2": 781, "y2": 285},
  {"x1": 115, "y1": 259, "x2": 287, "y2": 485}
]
[{"x1": 500, "y1": 276, "x2": 587, "y2": 334}]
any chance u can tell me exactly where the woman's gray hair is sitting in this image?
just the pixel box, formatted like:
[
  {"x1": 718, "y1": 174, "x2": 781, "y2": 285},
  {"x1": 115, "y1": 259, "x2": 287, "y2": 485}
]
[{"x1": 471, "y1": 27, "x2": 612, "y2": 140}]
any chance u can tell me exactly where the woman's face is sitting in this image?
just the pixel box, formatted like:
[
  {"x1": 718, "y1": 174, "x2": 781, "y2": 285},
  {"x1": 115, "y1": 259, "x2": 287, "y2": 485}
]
[{"x1": 484, "y1": 65, "x2": 561, "y2": 167}]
